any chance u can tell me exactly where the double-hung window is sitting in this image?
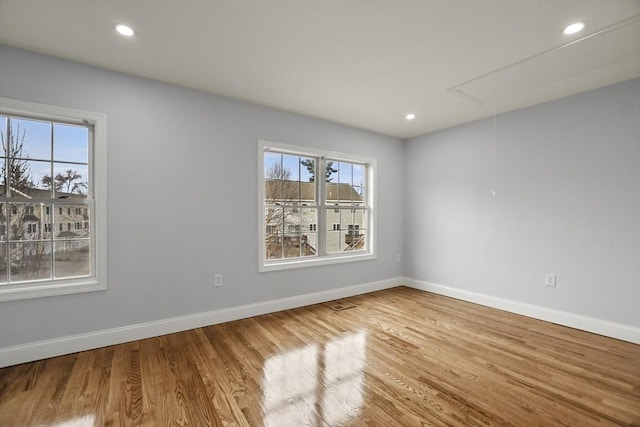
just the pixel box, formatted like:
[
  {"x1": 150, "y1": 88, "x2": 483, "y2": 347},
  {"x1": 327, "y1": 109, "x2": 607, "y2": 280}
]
[
  {"x1": 259, "y1": 140, "x2": 375, "y2": 271},
  {"x1": 0, "y1": 97, "x2": 106, "y2": 301}
]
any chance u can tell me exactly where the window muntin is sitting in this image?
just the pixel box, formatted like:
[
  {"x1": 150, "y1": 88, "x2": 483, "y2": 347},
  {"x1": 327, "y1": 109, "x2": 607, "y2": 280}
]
[
  {"x1": 260, "y1": 141, "x2": 374, "y2": 271},
  {"x1": 0, "y1": 98, "x2": 106, "y2": 301}
]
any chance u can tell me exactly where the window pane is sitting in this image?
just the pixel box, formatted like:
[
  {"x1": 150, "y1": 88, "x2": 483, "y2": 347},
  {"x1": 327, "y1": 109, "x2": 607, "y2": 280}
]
[
  {"x1": 300, "y1": 209, "x2": 318, "y2": 256},
  {"x1": 281, "y1": 180, "x2": 299, "y2": 204},
  {"x1": 337, "y1": 161, "x2": 353, "y2": 205},
  {"x1": 0, "y1": 115, "x2": 7, "y2": 156},
  {"x1": 353, "y1": 185, "x2": 365, "y2": 204},
  {"x1": 54, "y1": 123, "x2": 89, "y2": 164},
  {"x1": 346, "y1": 208, "x2": 367, "y2": 251},
  {"x1": 9, "y1": 242, "x2": 52, "y2": 282},
  {"x1": 282, "y1": 154, "x2": 299, "y2": 182},
  {"x1": 9, "y1": 203, "x2": 32, "y2": 241},
  {"x1": 340, "y1": 208, "x2": 353, "y2": 232},
  {"x1": 326, "y1": 182, "x2": 339, "y2": 206},
  {"x1": 273, "y1": 154, "x2": 302, "y2": 204},
  {"x1": 300, "y1": 208, "x2": 317, "y2": 257},
  {"x1": 54, "y1": 240, "x2": 90, "y2": 278},
  {"x1": 284, "y1": 233, "x2": 301, "y2": 258},
  {"x1": 5, "y1": 159, "x2": 49, "y2": 198},
  {"x1": 326, "y1": 207, "x2": 342, "y2": 253},
  {"x1": 338, "y1": 161, "x2": 352, "y2": 186},
  {"x1": 8, "y1": 202, "x2": 53, "y2": 240},
  {"x1": 326, "y1": 230, "x2": 341, "y2": 253},
  {"x1": 0, "y1": 158, "x2": 5, "y2": 197},
  {"x1": 53, "y1": 163, "x2": 88, "y2": 199},
  {"x1": 299, "y1": 157, "x2": 315, "y2": 183},
  {"x1": 303, "y1": 233, "x2": 317, "y2": 257},
  {"x1": 264, "y1": 152, "x2": 281, "y2": 177},
  {"x1": 353, "y1": 164, "x2": 365, "y2": 187},
  {"x1": 299, "y1": 157, "x2": 316, "y2": 204},
  {"x1": 265, "y1": 207, "x2": 283, "y2": 260},
  {"x1": 284, "y1": 208, "x2": 301, "y2": 234},
  {"x1": 54, "y1": 204, "x2": 90, "y2": 239},
  {"x1": 0, "y1": 202, "x2": 6, "y2": 283},
  {"x1": 353, "y1": 208, "x2": 367, "y2": 231},
  {"x1": 325, "y1": 160, "x2": 338, "y2": 184},
  {"x1": 265, "y1": 153, "x2": 287, "y2": 202},
  {"x1": 0, "y1": 243, "x2": 7, "y2": 284},
  {"x1": 342, "y1": 184, "x2": 361, "y2": 206},
  {"x1": 10, "y1": 117, "x2": 51, "y2": 161},
  {"x1": 0, "y1": 203, "x2": 6, "y2": 242},
  {"x1": 299, "y1": 208, "x2": 317, "y2": 233},
  {"x1": 326, "y1": 207, "x2": 340, "y2": 232}
]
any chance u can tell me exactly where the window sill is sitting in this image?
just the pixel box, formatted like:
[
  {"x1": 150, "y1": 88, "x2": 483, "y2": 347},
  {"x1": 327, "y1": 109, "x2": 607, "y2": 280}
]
[
  {"x1": 0, "y1": 279, "x2": 106, "y2": 302},
  {"x1": 260, "y1": 252, "x2": 376, "y2": 272}
]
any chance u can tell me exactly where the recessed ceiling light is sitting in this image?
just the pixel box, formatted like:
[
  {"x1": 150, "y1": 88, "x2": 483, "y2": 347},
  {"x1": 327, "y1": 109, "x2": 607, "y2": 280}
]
[
  {"x1": 563, "y1": 22, "x2": 585, "y2": 35},
  {"x1": 115, "y1": 24, "x2": 135, "y2": 37},
  {"x1": 405, "y1": 113, "x2": 416, "y2": 120}
]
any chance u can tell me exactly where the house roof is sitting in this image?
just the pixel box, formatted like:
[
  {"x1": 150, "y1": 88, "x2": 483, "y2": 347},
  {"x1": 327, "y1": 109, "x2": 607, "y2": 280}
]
[
  {"x1": 265, "y1": 180, "x2": 363, "y2": 203},
  {"x1": 57, "y1": 231, "x2": 79, "y2": 238},
  {"x1": 0, "y1": 185, "x2": 85, "y2": 200}
]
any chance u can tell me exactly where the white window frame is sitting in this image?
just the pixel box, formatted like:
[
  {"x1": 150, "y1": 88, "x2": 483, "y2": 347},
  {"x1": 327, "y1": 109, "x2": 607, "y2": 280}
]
[
  {"x1": 258, "y1": 140, "x2": 376, "y2": 272},
  {"x1": 0, "y1": 97, "x2": 107, "y2": 301}
]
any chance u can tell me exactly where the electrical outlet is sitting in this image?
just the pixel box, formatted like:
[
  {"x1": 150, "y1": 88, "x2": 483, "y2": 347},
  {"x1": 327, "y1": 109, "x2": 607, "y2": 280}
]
[
  {"x1": 545, "y1": 273, "x2": 556, "y2": 287},
  {"x1": 214, "y1": 273, "x2": 223, "y2": 287},
  {"x1": 396, "y1": 254, "x2": 401, "y2": 263}
]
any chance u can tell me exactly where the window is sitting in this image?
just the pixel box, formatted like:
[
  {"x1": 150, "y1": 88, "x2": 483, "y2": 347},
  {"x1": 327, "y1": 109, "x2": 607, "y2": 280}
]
[
  {"x1": 259, "y1": 140, "x2": 375, "y2": 271},
  {"x1": 0, "y1": 97, "x2": 107, "y2": 301}
]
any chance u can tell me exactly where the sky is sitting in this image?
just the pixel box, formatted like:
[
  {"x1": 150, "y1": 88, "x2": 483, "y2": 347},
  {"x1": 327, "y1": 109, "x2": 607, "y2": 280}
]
[{"x1": 264, "y1": 152, "x2": 365, "y2": 187}]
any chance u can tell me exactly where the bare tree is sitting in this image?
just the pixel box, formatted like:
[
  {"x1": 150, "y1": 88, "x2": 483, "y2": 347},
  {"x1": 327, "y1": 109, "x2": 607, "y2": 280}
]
[
  {"x1": 43, "y1": 169, "x2": 87, "y2": 195},
  {"x1": 0, "y1": 122, "x2": 34, "y2": 196}
]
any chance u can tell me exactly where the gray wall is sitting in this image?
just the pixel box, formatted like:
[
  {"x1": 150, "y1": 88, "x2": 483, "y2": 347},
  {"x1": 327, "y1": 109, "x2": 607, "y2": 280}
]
[
  {"x1": 0, "y1": 45, "x2": 405, "y2": 347},
  {"x1": 405, "y1": 78, "x2": 640, "y2": 327}
]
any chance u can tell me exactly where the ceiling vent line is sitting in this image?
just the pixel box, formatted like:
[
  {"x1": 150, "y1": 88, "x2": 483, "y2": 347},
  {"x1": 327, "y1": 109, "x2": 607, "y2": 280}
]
[{"x1": 447, "y1": 13, "x2": 640, "y2": 106}]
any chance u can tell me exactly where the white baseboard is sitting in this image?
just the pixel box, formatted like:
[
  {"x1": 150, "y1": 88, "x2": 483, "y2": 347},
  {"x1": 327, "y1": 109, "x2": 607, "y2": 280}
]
[
  {"x1": 0, "y1": 277, "x2": 401, "y2": 368},
  {"x1": 403, "y1": 277, "x2": 640, "y2": 344}
]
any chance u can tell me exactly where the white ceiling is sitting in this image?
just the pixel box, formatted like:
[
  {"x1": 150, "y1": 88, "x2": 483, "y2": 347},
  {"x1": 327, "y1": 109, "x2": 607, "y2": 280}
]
[{"x1": 0, "y1": 0, "x2": 639, "y2": 139}]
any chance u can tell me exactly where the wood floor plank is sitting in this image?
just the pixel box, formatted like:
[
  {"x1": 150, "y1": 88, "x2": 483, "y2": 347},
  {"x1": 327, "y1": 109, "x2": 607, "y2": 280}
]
[{"x1": 1, "y1": 286, "x2": 638, "y2": 426}]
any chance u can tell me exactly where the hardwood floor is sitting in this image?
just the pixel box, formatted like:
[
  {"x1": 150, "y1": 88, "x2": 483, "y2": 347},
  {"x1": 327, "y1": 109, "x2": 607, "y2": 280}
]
[{"x1": 1, "y1": 286, "x2": 639, "y2": 426}]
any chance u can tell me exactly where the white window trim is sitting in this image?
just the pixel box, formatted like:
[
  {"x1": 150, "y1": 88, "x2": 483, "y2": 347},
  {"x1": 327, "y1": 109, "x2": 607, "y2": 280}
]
[
  {"x1": 0, "y1": 97, "x2": 107, "y2": 301},
  {"x1": 258, "y1": 139, "x2": 376, "y2": 272}
]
